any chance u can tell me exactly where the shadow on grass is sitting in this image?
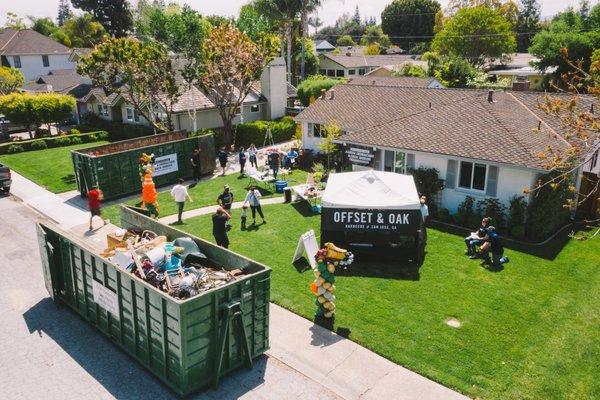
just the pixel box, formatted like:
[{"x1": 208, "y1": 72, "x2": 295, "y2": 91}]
[
  {"x1": 336, "y1": 258, "x2": 422, "y2": 281},
  {"x1": 292, "y1": 257, "x2": 311, "y2": 273},
  {"x1": 60, "y1": 173, "x2": 76, "y2": 185},
  {"x1": 291, "y1": 201, "x2": 317, "y2": 218}
]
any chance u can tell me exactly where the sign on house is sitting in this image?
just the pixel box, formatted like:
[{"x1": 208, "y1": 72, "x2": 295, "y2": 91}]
[
  {"x1": 153, "y1": 154, "x2": 179, "y2": 177},
  {"x1": 322, "y1": 208, "x2": 421, "y2": 234},
  {"x1": 345, "y1": 145, "x2": 375, "y2": 166}
]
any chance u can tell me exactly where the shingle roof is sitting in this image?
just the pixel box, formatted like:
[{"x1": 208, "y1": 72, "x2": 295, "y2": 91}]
[
  {"x1": 296, "y1": 84, "x2": 581, "y2": 170},
  {"x1": 321, "y1": 53, "x2": 421, "y2": 69},
  {"x1": 346, "y1": 76, "x2": 439, "y2": 88},
  {"x1": 22, "y1": 70, "x2": 92, "y2": 99},
  {"x1": 0, "y1": 28, "x2": 70, "y2": 55}
]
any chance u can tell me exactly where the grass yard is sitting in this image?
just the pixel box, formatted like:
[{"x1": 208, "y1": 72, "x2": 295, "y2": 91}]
[
  {"x1": 0, "y1": 141, "x2": 109, "y2": 193},
  {"x1": 101, "y1": 168, "x2": 308, "y2": 223},
  {"x1": 178, "y1": 202, "x2": 600, "y2": 400}
]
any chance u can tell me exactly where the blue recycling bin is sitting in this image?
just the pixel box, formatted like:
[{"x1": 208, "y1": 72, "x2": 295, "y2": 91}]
[{"x1": 275, "y1": 180, "x2": 288, "y2": 193}]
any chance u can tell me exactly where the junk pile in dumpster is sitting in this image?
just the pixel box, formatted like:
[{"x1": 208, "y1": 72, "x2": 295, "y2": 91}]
[{"x1": 100, "y1": 228, "x2": 245, "y2": 300}]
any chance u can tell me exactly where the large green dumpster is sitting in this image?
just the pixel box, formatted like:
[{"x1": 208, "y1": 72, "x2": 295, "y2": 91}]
[
  {"x1": 36, "y1": 205, "x2": 270, "y2": 397},
  {"x1": 72, "y1": 132, "x2": 215, "y2": 200}
]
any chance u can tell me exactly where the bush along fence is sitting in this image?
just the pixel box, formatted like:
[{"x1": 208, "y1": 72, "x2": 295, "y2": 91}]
[
  {"x1": 190, "y1": 116, "x2": 297, "y2": 150},
  {"x1": 0, "y1": 131, "x2": 108, "y2": 155}
]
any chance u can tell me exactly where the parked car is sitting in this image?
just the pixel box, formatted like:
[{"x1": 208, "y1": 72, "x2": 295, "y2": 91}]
[
  {"x1": 0, "y1": 115, "x2": 26, "y2": 141},
  {"x1": 0, "y1": 163, "x2": 11, "y2": 194}
]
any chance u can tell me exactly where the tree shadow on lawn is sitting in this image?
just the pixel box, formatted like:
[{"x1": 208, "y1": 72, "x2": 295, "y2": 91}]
[{"x1": 336, "y1": 258, "x2": 422, "y2": 281}]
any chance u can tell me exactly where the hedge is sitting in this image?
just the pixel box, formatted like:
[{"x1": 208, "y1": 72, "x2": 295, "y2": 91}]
[
  {"x1": 0, "y1": 131, "x2": 108, "y2": 155},
  {"x1": 77, "y1": 112, "x2": 155, "y2": 141},
  {"x1": 297, "y1": 75, "x2": 343, "y2": 106}
]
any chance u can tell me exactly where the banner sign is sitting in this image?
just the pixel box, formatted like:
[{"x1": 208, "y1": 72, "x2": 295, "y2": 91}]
[
  {"x1": 322, "y1": 208, "x2": 421, "y2": 234},
  {"x1": 345, "y1": 145, "x2": 375, "y2": 166},
  {"x1": 92, "y1": 280, "x2": 120, "y2": 319},
  {"x1": 153, "y1": 153, "x2": 179, "y2": 177},
  {"x1": 291, "y1": 229, "x2": 320, "y2": 269}
]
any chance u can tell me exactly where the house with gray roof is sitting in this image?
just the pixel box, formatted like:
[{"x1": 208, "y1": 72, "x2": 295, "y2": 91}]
[
  {"x1": 0, "y1": 28, "x2": 75, "y2": 81},
  {"x1": 318, "y1": 53, "x2": 426, "y2": 78},
  {"x1": 295, "y1": 82, "x2": 596, "y2": 213}
]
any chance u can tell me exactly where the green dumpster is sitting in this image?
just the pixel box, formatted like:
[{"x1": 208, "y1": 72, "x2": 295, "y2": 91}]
[
  {"x1": 36, "y1": 205, "x2": 270, "y2": 397},
  {"x1": 71, "y1": 132, "x2": 215, "y2": 200}
]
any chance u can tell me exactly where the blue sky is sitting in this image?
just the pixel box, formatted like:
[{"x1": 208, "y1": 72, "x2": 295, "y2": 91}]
[{"x1": 1, "y1": 0, "x2": 590, "y2": 28}]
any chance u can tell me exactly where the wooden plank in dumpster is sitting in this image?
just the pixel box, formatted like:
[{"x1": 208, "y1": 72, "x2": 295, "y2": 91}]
[
  {"x1": 71, "y1": 131, "x2": 216, "y2": 200},
  {"x1": 36, "y1": 206, "x2": 270, "y2": 397}
]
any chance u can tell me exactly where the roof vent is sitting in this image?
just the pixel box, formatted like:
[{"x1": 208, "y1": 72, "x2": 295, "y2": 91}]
[
  {"x1": 591, "y1": 104, "x2": 595, "y2": 114},
  {"x1": 320, "y1": 88, "x2": 326, "y2": 100},
  {"x1": 372, "y1": 80, "x2": 376, "y2": 86},
  {"x1": 429, "y1": 102, "x2": 432, "y2": 109},
  {"x1": 329, "y1": 89, "x2": 335, "y2": 100},
  {"x1": 487, "y1": 90, "x2": 494, "y2": 103},
  {"x1": 537, "y1": 120, "x2": 542, "y2": 131}
]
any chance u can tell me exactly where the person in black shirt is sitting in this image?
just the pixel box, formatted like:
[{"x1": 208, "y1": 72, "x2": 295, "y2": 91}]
[
  {"x1": 269, "y1": 151, "x2": 281, "y2": 179},
  {"x1": 190, "y1": 148, "x2": 201, "y2": 182},
  {"x1": 480, "y1": 226, "x2": 509, "y2": 269},
  {"x1": 464, "y1": 217, "x2": 491, "y2": 257},
  {"x1": 239, "y1": 146, "x2": 247, "y2": 176},
  {"x1": 217, "y1": 185, "x2": 234, "y2": 228},
  {"x1": 212, "y1": 207, "x2": 231, "y2": 248},
  {"x1": 217, "y1": 147, "x2": 228, "y2": 176}
]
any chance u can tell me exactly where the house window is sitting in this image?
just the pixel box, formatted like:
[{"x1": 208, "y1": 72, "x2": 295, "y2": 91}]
[
  {"x1": 336, "y1": 69, "x2": 345, "y2": 77},
  {"x1": 97, "y1": 104, "x2": 108, "y2": 117},
  {"x1": 326, "y1": 70, "x2": 335, "y2": 77},
  {"x1": 126, "y1": 107, "x2": 133, "y2": 121},
  {"x1": 133, "y1": 109, "x2": 140, "y2": 122},
  {"x1": 42, "y1": 55, "x2": 49, "y2": 67},
  {"x1": 309, "y1": 123, "x2": 324, "y2": 138},
  {"x1": 13, "y1": 56, "x2": 21, "y2": 68},
  {"x1": 235, "y1": 107, "x2": 242, "y2": 115},
  {"x1": 358, "y1": 68, "x2": 366, "y2": 75},
  {"x1": 250, "y1": 104, "x2": 260, "y2": 113},
  {"x1": 319, "y1": 69, "x2": 326, "y2": 75},
  {"x1": 459, "y1": 161, "x2": 487, "y2": 191},
  {"x1": 383, "y1": 150, "x2": 406, "y2": 174},
  {"x1": 348, "y1": 69, "x2": 356, "y2": 75}
]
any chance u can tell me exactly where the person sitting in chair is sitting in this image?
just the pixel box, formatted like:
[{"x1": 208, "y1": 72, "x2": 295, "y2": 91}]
[
  {"x1": 465, "y1": 217, "x2": 491, "y2": 258},
  {"x1": 479, "y1": 226, "x2": 509, "y2": 269}
]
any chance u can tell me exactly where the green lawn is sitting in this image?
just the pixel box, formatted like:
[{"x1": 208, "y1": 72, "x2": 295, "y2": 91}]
[
  {"x1": 0, "y1": 141, "x2": 109, "y2": 193},
  {"x1": 178, "y1": 202, "x2": 600, "y2": 400},
  {"x1": 101, "y1": 168, "x2": 308, "y2": 223}
]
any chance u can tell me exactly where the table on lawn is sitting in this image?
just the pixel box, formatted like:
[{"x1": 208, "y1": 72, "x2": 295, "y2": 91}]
[
  {"x1": 246, "y1": 168, "x2": 291, "y2": 190},
  {"x1": 290, "y1": 184, "x2": 323, "y2": 207}
]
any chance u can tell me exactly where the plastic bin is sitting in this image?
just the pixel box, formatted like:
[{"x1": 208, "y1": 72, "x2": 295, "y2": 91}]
[
  {"x1": 36, "y1": 205, "x2": 270, "y2": 397},
  {"x1": 283, "y1": 187, "x2": 292, "y2": 203},
  {"x1": 275, "y1": 180, "x2": 287, "y2": 193}
]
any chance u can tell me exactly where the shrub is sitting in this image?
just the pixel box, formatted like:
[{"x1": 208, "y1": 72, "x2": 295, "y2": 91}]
[
  {"x1": 476, "y1": 198, "x2": 507, "y2": 229},
  {"x1": 526, "y1": 173, "x2": 572, "y2": 240},
  {"x1": 437, "y1": 208, "x2": 452, "y2": 222},
  {"x1": 233, "y1": 117, "x2": 296, "y2": 149},
  {"x1": 455, "y1": 195, "x2": 477, "y2": 227},
  {"x1": 508, "y1": 195, "x2": 527, "y2": 229},
  {"x1": 392, "y1": 62, "x2": 427, "y2": 77},
  {"x1": 54, "y1": 136, "x2": 72, "y2": 146},
  {"x1": 70, "y1": 136, "x2": 83, "y2": 144},
  {"x1": 297, "y1": 75, "x2": 342, "y2": 106},
  {"x1": 84, "y1": 133, "x2": 98, "y2": 142},
  {"x1": 7, "y1": 144, "x2": 24, "y2": 153},
  {"x1": 30, "y1": 139, "x2": 48, "y2": 150},
  {"x1": 35, "y1": 128, "x2": 51, "y2": 138},
  {"x1": 97, "y1": 131, "x2": 109, "y2": 140},
  {"x1": 510, "y1": 225, "x2": 525, "y2": 238},
  {"x1": 69, "y1": 128, "x2": 80, "y2": 135},
  {"x1": 410, "y1": 167, "x2": 444, "y2": 214}
]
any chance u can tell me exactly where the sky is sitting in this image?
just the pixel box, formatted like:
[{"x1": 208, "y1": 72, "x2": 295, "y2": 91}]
[{"x1": 0, "y1": 0, "x2": 589, "y2": 28}]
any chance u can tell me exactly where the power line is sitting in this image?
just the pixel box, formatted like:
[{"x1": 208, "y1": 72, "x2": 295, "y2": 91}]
[{"x1": 314, "y1": 29, "x2": 596, "y2": 40}]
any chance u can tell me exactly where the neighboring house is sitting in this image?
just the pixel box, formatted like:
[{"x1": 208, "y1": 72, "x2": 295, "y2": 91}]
[
  {"x1": 318, "y1": 53, "x2": 425, "y2": 78},
  {"x1": 365, "y1": 62, "x2": 429, "y2": 77},
  {"x1": 314, "y1": 39, "x2": 335, "y2": 54},
  {"x1": 295, "y1": 83, "x2": 597, "y2": 214},
  {"x1": 345, "y1": 76, "x2": 444, "y2": 89},
  {"x1": 0, "y1": 28, "x2": 75, "y2": 81},
  {"x1": 22, "y1": 69, "x2": 92, "y2": 123},
  {"x1": 487, "y1": 66, "x2": 556, "y2": 91},
  {"x1": 80, "y1": 57, "x2": 289, "y2": 131}
]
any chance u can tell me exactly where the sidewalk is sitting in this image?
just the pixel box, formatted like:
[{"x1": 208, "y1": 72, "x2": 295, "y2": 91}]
[{"x1": 7, "y1": 159, "x2": 468, "y2": 400}]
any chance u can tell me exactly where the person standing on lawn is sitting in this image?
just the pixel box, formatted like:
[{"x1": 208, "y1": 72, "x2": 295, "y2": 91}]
[
  {"x1": 217, "y1": 185, "x2": 234, "y2": 228},
  {"x1": 420, "y1": 195, "x2": 429, "y2": 243},
  {"x1": 212, "y1": 206, "x2": 231, "y2": 248},
  {"x1": 268, "y1": 150, "x2": 281, "y2": 179},
  {"x1": 170, "y1": 178, "x2": 193, "y2": 224},
  {"x1": 243, "y1": 185, "x2": 266, "y2": 224},
  {"x1": 248, "y1": 143, "x2": 258, "y2": 168},
  {"x1": 190, "y1": 147, "x2": 201, "y2": 182},
  {"x1": 87, "y1": 185, "x2": 106, "y2": 231},
  {"x1": 217, "y1": 146, "x2": 228, "y2": 176},
  {"x1": 239, "y1": 146, "x2": 247, "y2": 176}
]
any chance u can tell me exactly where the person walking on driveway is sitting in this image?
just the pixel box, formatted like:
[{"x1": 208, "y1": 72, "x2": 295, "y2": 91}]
[
  {"x1": 243, "y1": 185, "x2": 266, "y2": 224},
  {"x1": 217, "y1": 146, "x2": 228, "y2": 176},
  {"x1": 190, "y1": 148, "x2": 201, "y2": 182},
  {"x1": 239, "y1": 146, "x2": 247, "y2": 176},
  {"x1": 87, "y1": 185, "x2": 107, "y2": 231},
  {"x1": 212, "y1": 206, "x2": 231, "y2": 248},
  {"x1": 170, "y1": 178, "x2": 193, "y2": 224}
]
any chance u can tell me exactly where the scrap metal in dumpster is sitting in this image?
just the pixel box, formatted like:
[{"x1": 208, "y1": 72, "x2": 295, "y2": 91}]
[{"x1": 36, "y1": 206, "x2": 271, "y2": 397}]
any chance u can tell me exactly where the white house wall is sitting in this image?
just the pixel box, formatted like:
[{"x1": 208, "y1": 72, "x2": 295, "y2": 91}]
[{"x1": 9, "y1": 54, "x2": 75, "y2": 81}]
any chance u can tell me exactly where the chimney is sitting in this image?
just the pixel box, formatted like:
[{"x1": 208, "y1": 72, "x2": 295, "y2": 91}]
[
  {"x1": 320, "y1": 88, "x2": 327, "y2": 100},
  {"x1": 329, "y1": 89, "x2": 335, "y2": 100},
  {"x1": 511, "y1": 78, "x2": 530, "y2": 91},
  {"x1": 487, "y1": 90, "x2": 494, "y2": 103}
]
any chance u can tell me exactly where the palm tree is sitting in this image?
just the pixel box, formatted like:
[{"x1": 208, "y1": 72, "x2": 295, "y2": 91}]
[{"x1": 300, "y1": 0, "x2": 322, "y2": 81}]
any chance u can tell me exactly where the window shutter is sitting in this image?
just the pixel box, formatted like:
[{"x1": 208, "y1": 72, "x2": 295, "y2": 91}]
[
  {"x1": 486, "y1": 165, "x2": 499, "y2": 197},
  {"x1": 446, "y1": 159, "x2": 457, "y2": 189},
  {"x1": 406, "y1": 153, "x2": 415, "y2": 172}
]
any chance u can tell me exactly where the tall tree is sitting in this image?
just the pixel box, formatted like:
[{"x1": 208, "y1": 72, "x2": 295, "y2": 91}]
[
  {"x1": 71, "y1": 0, "x2": 133, "y2": 37},
  {"x1": 381, "y1": 0, "x2": 442, "y2": 50},
  {"x1": 237, "y1": 3, "x2": 274, "y2": 43},
  {"x1": 29, "y1": 17, "x2": 58, "y2": 36},
  {"x1": 59, "y1": 14, "x2": 107, "y2": 47},
  {"x1": 360, "y1": 25, "x2": 392, "y2": 48},
  {"x1": 57, "y1": 0, "x2": 73, "y2": 26},
  {"x1": 300, "y1": 0, "x2": 322, "y2": 81},
  {"x1": 515, "y1": 0, "x2": 541, "y2": 52},
  {"x1": 78, "y1": 38, "x2": 181, "y2": 131},
  {"x1": 432, "y1": 6, "x2": 516, "y2": 67},
  {"x1": 579, "y1": 0, "x2": 591, "y2": 28},
  {"x1": 353, "y1": 6, "x2": 361, "y2": 25},
  {"x1": 3, "y1": 12, "x2": 26, "y2": 29},
  {"x1": 197, "y1": 24, "x2": 270, "y2": 145},
  {"x1": 0, "y1": 67, "x2": 24, "y2": 95}
]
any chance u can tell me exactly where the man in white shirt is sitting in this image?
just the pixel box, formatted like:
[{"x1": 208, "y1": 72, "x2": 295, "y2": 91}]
[
  {"x1": 170, "y1": 179, "x2": 193, "y2": 224},
  {"x1": 420, "y1": 195, "x2": 429, "y2": 243}
]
